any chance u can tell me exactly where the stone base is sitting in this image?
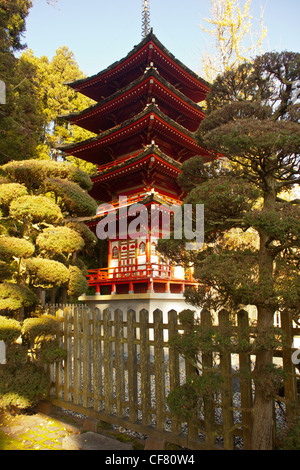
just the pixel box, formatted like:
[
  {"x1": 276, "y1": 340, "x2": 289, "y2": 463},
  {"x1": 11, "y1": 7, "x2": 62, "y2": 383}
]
[
  {"x1": 36, "y1": 399, "x2": 52, "y2": 415},
  {"x1": 82, "y1": 417, "x2": 99, "y2": 433},
  {"x1": 79, "y1": 292, "x2": 200, "y2": 321},
  {"x1": 62, "y1": 432, "x2": 133, "y2": 450},
  {"x1": 144, "y1": 437, "x2": 166, "y2": 450}
]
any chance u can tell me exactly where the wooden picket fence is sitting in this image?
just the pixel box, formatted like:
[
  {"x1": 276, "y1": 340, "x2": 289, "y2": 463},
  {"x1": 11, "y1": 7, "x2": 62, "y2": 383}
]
[{"x1": 46, "y1": 304, "x2": 300, "y2": 450}]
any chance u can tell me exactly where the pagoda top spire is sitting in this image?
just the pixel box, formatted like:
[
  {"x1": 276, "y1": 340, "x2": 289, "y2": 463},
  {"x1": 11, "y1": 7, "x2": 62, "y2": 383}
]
[{"x1": 142, "y1": 0, "x2": 151, "y2": 38}]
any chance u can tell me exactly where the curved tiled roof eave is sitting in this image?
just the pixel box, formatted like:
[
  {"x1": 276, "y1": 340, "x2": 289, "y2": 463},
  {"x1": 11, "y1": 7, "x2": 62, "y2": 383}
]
[
  {"x1": 64, "y1": 31, "x2": 210, "y2": 96},
  {"x1": 60, "y1": 67, "x2": 205, "y2": 125},
  {"x1": 58, "y1": 102, "x2": 209, "y2": 157}
]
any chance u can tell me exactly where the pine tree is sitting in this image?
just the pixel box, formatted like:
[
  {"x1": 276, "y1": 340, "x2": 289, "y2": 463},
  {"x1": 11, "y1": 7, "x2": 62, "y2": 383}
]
[
  {"x1": 158, "y1": 51, "x2": 300, "y2": 450},
  {"x1": 21, "y1": 47, "x2": 96, "y2": 173},
  {"x1": 0, "y1": 0, "x2": 46, "y2": 164}
]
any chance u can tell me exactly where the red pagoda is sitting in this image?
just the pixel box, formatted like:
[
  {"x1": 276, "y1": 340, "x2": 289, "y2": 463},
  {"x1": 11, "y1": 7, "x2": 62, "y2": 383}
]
[{"x1": 61, "y1": 30, "x2": 213, "y2": 305}]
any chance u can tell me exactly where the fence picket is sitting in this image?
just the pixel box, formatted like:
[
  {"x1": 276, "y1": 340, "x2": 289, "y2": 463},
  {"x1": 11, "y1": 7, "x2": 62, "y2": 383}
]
[
  {"x1": 82, "y1": 307, "x2": 90, "y2": 408},
  {"x1": 183, "y1": 309, "x2": 199, "y2": 440},
  {"x1": 127, "y1": 309, "x2": 138, "y2": 422},
  {"x1": 280, "y1": 309, "x2": 298, "y2": 423},
  {"x1": 153, "y1": 309, "x2": 165, "y2": 430},
  {"x1": 92, "y1": 308, "x2": 101, "y2": 412},
  {"x1": 103, "y1": 309, "x2": 114, "y2": 414},
  {"x1": 55, "y1": 308, "x2": 63, "y2": 400},
  {"x1": 201, "y1": 308, "x2": 216, "y2": 446},
  {"x1": 47, "y1": 303, "x2": 299, "y2": 451},
  {"x1": 238, "y1": 309, "x2": 253, "y2": 450},
  {"x1": 140, "y1": 309, "x2": 152, "y2": 426},
  {"x1": 63, "y1": 307, "x2": 72, "y2": 402},
  {"x1": 73, "y1": 306, "x2": 81, "y2": 405},
  {"x1": 115, "y1": 308, "x2": 125, "y2": 417},
  {"x1": 218, "y1": 309, "x2": 234, "y2": 450},
  {"x1": 168, "y1": 309, "x2": 181, "y2": 434}
]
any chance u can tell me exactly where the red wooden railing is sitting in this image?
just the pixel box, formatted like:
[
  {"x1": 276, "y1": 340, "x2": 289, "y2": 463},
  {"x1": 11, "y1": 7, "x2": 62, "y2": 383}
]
[
  {"x1": 87, "y1": 262, "x2": 194, "y2": 284},
  {"x1": 87, "y1": 263, "x2": 172, "y2": 282}
]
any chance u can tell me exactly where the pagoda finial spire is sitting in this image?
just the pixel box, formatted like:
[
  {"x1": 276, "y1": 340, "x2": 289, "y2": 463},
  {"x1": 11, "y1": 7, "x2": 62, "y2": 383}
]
[{"x1": 141, "y1": 0, "x2": 151, "y2": 38}]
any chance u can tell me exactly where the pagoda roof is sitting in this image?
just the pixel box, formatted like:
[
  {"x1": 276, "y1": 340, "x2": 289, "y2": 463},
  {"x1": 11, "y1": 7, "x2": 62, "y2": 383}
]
[
  {"x1": 94, "y1": 145, "x2": 181, "y2": 181},
  {"x1": 89, "y1": 146, "x2": 182, "y2": 202},
  {"x1": 59, "y1": 103, "x2": 214, "y2": 164},
  {"x1": 61, "y1": 68, "x2": 205, "y2": 133},
  {"x1": 65, "y1": 31, "x2": 210, "y2": 103}
]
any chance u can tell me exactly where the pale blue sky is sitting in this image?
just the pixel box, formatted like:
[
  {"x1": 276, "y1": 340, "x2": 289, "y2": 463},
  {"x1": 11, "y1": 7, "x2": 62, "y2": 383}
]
[{"x1": 23, "y1": 0, "x2": 300, "y2": 77}]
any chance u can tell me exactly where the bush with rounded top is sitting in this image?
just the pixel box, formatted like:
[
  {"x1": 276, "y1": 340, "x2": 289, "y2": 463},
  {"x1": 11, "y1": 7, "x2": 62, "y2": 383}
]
[
  {"x1": 21, "y1": 314, "x2": 57, "y2": 345},
  {"x1": 0, "y1": 316, "x2": 21, "y2": 343},
  {"x1": 0, "y1": 363, "x2": 49, "y2": 410},
  {"x1": 9, "y1": 195, "x2": 62, "y2": 224},
  {"x1": 0, "y1": 282, "x2": 37, "y2": 312}
]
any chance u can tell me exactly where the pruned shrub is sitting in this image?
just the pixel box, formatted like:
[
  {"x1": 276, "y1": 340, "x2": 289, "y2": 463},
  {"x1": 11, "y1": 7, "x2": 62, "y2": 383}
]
[
  {"x1": 36, "y1": 226, "x2": 84, "y2": 256},
  {"x1": 0, "y1": 363, "x2": 49, "y2": 410},
  {"x1": 0, "y1": 236, "x2": 35, "y2": 260},
  {"x1": 9, "y1": 195, "x2": 62, "y2": 224},
  {"x1": 68, "y1": 265, "x2": 89, "y2": 298},
  {"x1": 41, "y1": 341, "x2": 67, "y2": 363},
  {"x1": 0, "y1": 282, "x2": 37, "y2": 312},
  {"x1": 21, "y1": 315, "x2": 57, "y2": 345},
  {"x1": 24, "y1": 257, "x2": 69, "y2": 287},
  {"x1": 0, "y1": 313, "x2": 66, "y2": 411},
  {"x1": 0, "y1": 316, "x2": 21, "y2": 343}
]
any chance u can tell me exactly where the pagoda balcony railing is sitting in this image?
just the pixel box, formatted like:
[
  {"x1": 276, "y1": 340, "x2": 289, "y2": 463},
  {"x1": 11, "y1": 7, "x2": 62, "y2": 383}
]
[
  {"x1": 96, "y1": 193, "x2": 149, "y2": 216},
  {"x1": 87, "y1": 262, "x2": 193, "y2": 283},
  {"x1": 96, "y1": 192, "x2": 181, "y2": 217},
  {"x1": 97, "y1": 151, "x2": 142, "y2": 172}
]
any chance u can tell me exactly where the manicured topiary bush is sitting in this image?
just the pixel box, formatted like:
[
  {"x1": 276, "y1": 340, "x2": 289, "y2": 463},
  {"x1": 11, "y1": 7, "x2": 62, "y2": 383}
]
[
  {"x1": 0, "y1": 313, "x2": 66, "y2": 411},
  {"x1": 41, "y1": 341, "x2": 67, "y2": 363},
  {"x1": 0, "y1": 363, "x2": 49, "y2": 410},
  {"x1": 67, "y1": 265, "x2": 89, "y2": 298},
  {"x1": 21, "y1": 315, "x2": 58, "y2": 345},
  {"x1": 0, "y1": 282, "x2": 37, "y2": 312},
  {"x1": 0, "y1": 316, "x2": 21, "y2": 343}
]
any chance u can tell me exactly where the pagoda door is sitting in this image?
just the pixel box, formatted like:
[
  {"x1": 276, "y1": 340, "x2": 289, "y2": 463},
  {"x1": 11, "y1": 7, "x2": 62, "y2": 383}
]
[{"x1": 119, "y1": 241, "x2": 137, "y2": 277}]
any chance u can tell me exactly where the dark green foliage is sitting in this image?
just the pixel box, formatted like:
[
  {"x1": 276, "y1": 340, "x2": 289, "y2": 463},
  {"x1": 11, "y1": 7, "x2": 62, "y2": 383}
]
[
  {"x1": 160, "y1": 50, "x2": 300, "y2": 449},
  {"x1": 0, "y1": 282, "x2": 36, "y2": 312},
  {"x1": 0, "y1": 312, "x2": 66, "y2": 410},
  {"x1": 5, "y1": 343, "x2": 27, "y2": 367},
  {"x1": 36, "y1": 226, "x2": 84, "y2": 256},
  {"x1": 0, "y1": 183, "x2": 28, "y2": 214},
  {"x1": 0, "y1": 0, "x2": 33, "y2": 52},
  {"x1": 244, "y1": 205, "x2": 300, "y2": 245},
  {"x1": 0, "y1": 236, "x2": 35, "y2": 260},
  {"x1": 67, "y1": 265, "x2": 88, "y2": 298},
  {"x1": 0, "y1": 316, "x2": 21, "y2": 343},
  {"x1": 9, "y1": 195, "x2": 62, "y2": 224},
  {"x1": 2, "y1": 159, "x2": 93, "y2": 192},
  {"x1": 185, "y1": 176, "x2": 260, "y2": 237},
  {"x1": 0, "y1": 363, "x2": 49, "y2": 409},
  {"x1": 279, "y1": 413, "x2": 300, "y2": 450},
  {"x1": 0, "y1": 2, "x2": 46, "y2": 165},
  {"x1": 0, "y1": 158, "x2": 98, "y2": 306},
  {"x1": 0, "y1": 261, "x2": 13, "y2": 281},
  {"x1": 25, "y1": 257, "x2": 69, "y2": 287},
  {"x1": 21, "y1": 315, "x2": 57, "y2": 345},
  {"x1": 66, "y1": 221, "x2": 97, "y2": 249},
  {"x1": 44, "y1": 177, "x2": 97, "y2": 217},
  {"x1": 167, "y1": 372, "x2": 223, "y2": 422},
  {"x1": 41, "y1": 342, "x2": 67, "y2": 363}
]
